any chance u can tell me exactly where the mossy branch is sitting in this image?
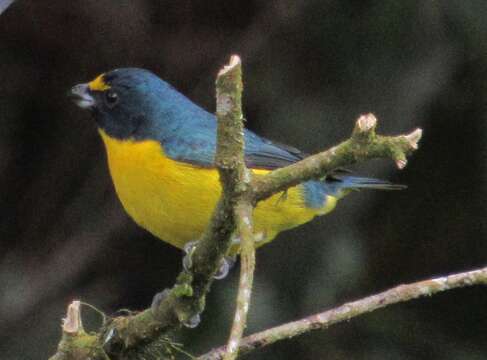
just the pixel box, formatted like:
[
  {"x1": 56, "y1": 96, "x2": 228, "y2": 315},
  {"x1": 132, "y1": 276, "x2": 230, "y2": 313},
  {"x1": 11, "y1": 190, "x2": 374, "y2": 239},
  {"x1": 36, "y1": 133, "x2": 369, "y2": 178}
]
[{"x1": 49, "y1": 56, "x2": 424, "y2": 360}]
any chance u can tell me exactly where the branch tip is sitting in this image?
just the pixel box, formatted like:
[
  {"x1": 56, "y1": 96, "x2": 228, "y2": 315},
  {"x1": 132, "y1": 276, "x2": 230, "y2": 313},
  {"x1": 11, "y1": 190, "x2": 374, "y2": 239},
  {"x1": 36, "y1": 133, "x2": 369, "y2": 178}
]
[
  {"x1": 356, "y1": 113, "x2": 377, "y2": 133},
  {"x1": 405, "y1": 128, "x2": 423, "y2": 150},
  {"x1": 395, "y1": 159, "x2": 407, "y2": 170},
  {"x1": 218, "y1": 55, "x2": 241, "y2": 77},
  {"x1": 62, "y1": 300, "x2": 83, "y2": 334}
]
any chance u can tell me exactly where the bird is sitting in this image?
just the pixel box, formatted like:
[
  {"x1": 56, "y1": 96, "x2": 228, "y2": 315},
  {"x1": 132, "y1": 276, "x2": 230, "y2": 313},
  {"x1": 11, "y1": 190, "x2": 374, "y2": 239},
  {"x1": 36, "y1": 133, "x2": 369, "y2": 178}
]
[{"x1": 70, "y1": 68, "x2": 404, "y2": 255}]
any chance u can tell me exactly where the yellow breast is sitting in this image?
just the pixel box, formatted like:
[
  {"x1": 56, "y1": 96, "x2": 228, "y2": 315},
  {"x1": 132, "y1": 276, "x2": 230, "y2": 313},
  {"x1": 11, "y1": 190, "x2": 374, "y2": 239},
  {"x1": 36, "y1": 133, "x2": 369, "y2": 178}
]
[{"x1": 98, "y1": 130, "x2": 337, "y2": 251}]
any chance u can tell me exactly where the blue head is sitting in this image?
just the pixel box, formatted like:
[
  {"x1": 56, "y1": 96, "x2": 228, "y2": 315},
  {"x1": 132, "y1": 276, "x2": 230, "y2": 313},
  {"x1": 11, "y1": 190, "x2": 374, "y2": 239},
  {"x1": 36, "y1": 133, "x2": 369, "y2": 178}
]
[{"x1": 69, "y1": 68, "x2": 208, "y2": 141}]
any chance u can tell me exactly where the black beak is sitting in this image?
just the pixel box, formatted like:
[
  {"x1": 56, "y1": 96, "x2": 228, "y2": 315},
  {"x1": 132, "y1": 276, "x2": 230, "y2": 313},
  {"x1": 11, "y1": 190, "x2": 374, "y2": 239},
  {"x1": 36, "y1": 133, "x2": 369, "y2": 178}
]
[{"x1": 68, "y1": 83, "x2": 95, "y2": 109}]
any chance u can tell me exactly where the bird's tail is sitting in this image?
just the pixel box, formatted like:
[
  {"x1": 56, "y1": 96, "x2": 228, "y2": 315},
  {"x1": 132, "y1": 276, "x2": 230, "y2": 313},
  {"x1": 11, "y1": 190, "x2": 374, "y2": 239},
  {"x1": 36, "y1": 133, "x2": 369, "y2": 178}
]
[{"x1": 323, "y1": 175, "x2": 406, "y2": 199}]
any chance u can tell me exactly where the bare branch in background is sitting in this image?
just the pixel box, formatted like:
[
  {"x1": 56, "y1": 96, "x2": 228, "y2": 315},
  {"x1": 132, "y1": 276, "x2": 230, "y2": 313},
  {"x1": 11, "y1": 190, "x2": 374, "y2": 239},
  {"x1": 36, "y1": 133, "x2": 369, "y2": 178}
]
[
  {"x1": 199, "y1": 266, "x2": 487, "y2": 359},
  {"x1": 0, "y1": 0, "x2": 15, "y2": 16}
]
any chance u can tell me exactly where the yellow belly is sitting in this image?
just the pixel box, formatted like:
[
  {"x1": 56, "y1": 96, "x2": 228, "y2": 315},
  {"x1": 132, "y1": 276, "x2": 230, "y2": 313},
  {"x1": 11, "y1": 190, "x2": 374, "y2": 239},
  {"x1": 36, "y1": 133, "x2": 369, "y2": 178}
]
[{"x1": 99, "y1": 130, "x2": 337, "y2": 251}]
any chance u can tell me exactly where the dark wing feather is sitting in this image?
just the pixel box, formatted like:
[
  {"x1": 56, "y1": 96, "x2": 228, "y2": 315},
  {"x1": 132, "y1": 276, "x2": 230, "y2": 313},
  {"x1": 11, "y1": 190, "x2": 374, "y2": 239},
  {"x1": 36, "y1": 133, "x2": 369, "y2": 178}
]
[
  {"x1": 162, "y1": 113, "x2": 307, "y2": 170},
  {"x1": 243, "y1": 129, "x2": 306, "y2": 170}
]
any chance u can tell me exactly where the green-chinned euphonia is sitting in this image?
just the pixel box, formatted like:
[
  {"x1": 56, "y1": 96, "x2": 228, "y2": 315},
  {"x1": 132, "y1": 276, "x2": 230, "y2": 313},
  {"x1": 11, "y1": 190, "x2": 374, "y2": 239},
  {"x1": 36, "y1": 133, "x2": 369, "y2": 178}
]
[{"x1": 70, "y1": 68, "x2": 403, "y2": 254}]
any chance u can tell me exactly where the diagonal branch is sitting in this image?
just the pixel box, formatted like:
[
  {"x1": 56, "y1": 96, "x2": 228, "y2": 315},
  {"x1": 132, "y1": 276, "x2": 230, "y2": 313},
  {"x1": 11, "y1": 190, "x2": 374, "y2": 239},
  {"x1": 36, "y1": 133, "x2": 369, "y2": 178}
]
[
  {"x1": 199, "y1": 265, "x2": 487, "y2": 360},
  {"x1": 252, "y1": 114, "x2": 422, "y2": 202}
]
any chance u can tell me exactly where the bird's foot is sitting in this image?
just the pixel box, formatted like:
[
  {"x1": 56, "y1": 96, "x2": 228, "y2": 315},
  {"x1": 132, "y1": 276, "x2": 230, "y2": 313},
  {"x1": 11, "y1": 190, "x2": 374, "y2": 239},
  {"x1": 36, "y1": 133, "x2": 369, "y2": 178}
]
[
  {"x1": 182, "y1": 312, "x2": 201, "y2": 329},
  {"x1": 183, "y1": 240, "x2": 235, "y2": 280},
  {"x1": 151, "y1": 288, "x2": 171, "y2": 314},
  {"x1": 214, "y1": 255, "x2": 236, "y2": 280},
  {"x1": 151, "y1": 288, "x2": 202, "y2": 328},
  {"x1": 182, "y1": 240, "x2": 199, "y2": 272}
]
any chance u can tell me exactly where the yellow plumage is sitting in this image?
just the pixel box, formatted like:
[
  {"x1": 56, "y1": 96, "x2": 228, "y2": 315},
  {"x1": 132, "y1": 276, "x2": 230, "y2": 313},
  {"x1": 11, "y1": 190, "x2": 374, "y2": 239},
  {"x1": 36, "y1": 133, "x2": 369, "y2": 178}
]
[{"x1": 99, "y1": 130, "x2": 337, "y2": 252}]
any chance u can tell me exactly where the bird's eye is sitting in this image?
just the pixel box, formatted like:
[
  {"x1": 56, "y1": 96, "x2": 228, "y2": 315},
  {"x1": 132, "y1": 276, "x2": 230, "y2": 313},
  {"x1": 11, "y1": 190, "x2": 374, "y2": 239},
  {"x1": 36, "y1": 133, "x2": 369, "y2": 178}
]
[{"x1": 104, "y1": 90, "x2": 119, "y2": 107}]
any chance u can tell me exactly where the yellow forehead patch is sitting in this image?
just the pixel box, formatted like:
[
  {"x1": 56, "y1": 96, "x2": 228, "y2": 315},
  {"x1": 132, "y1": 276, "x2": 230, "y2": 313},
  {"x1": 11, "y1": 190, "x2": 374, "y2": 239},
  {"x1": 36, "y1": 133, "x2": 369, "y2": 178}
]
[{"x1": 88, "y1": 73, "x2": 111, "y2": 91}]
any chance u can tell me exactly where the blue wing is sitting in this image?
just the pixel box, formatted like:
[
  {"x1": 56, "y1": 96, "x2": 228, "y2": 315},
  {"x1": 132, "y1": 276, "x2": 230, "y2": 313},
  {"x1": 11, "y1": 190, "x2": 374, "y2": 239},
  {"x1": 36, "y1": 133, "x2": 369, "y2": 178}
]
[{"x1": 161, "y1": 109, "x2": 304, "y2": 170}]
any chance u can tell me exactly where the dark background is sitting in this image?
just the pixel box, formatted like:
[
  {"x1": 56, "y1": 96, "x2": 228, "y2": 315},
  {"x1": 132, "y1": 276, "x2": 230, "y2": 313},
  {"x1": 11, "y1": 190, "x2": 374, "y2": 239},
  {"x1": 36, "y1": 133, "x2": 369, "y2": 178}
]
[{"x1": 1, "y1": 1, "x2": 486, "y2": 359}]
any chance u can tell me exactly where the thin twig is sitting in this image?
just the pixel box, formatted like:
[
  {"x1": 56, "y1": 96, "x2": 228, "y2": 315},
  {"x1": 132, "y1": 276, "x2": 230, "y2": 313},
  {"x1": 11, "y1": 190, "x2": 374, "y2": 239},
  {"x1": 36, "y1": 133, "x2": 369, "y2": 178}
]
[
  {"x1": 252, "y1": 114, "x2": 422, "y2": 202},
  {"x1": 198, "y1": 266, "x2": 487, "y2": 360},
  {"x1": 224, "y1": 202, "x2": 255, "y2": 360}
]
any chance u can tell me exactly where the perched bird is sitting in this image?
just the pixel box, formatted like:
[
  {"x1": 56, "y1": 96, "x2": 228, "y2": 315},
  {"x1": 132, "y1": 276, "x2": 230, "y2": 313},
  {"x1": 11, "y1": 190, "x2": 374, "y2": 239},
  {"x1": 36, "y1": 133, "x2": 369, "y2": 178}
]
[{"x1": 70, "y1": 68, "x2": 403, "y2": 254}]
